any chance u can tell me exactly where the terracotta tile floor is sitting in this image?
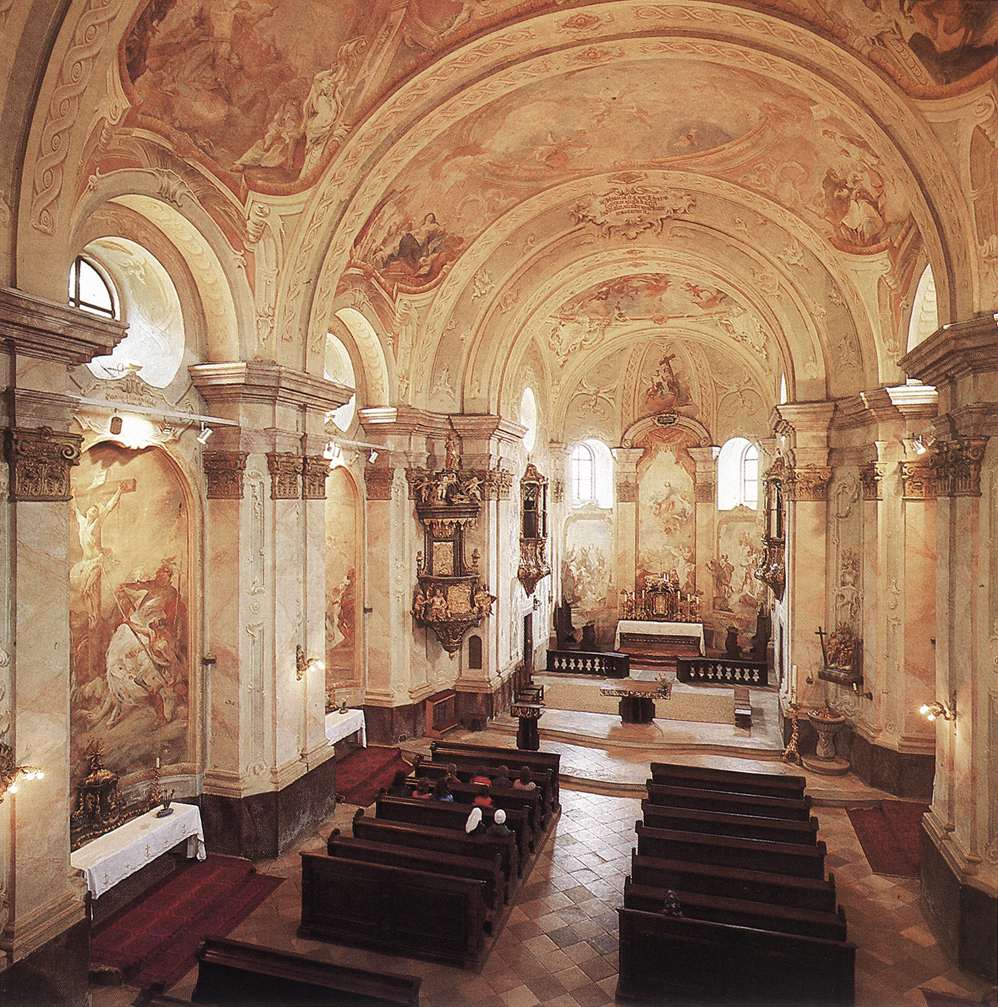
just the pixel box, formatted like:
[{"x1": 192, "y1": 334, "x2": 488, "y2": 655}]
[{"x1": 124, "y1": 788, "x2": 993, "y2": 1007}]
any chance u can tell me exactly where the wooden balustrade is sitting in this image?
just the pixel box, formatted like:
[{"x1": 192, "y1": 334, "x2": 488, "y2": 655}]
[
  {"x1": 676, "y1": 656, "x2": 769, "y2": 687},
  {"x1": 545, "y1": 648, "x2": 629, "y2": 678}
]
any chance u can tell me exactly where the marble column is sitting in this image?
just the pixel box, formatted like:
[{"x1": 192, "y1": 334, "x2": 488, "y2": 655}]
[
  {"x1": 901, "y1": 315, "x2": 997, "y2": 979},
  {"x1": 190, "y1": 362, "x2": 350, "y2": 858},
  {"x1": 611, "y1": 447, "x2": 642, "y2": 626},
  {"x1": 0, "y1": 289, "x2": 123, "y2": 985}
]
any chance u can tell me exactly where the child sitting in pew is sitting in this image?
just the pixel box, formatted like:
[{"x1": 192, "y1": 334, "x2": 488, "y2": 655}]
[{"x1": 512, "y1": 767, "x2": 536, "y2": 791}]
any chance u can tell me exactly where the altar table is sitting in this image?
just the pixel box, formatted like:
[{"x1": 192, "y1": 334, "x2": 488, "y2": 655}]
[
  {"x1": 325, "y1": 707, "x2": 367, "y2": 748},
  {"x1": 71, "y1": 803, "x2": 206, "y2": 900},
  {"x1": 614, "y1": 619, "x2": 706, "y2": 656}
]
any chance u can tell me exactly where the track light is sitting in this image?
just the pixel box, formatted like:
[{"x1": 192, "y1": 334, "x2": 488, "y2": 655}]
[
  {"x1": 196, "y1": 423, "x2": 213, "y2": 445},
  {"x1": 368, "y1": 449, "x2": 379, "y2": 463}
]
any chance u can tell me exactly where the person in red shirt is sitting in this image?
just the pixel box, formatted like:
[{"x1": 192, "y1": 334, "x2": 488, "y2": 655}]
[
  {"x1": 472, "y1": 783, "x2": 493, "y2": 808},
  {"x1": 470, "y1": 766, "x2": 492, "y2": 787}
]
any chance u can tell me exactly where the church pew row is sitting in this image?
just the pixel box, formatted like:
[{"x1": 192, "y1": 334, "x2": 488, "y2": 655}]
[
  {"x1": 650, "y1": 761, "x2": 806, "y2": 799},
  {"x1": 191, "y1": 936, "x2": 421, "y2": 1007},
  {"x1": 401, "y1": 777, "x2": 545, "y2": 831},
  {"x1": 352, "y1": 811, "x2": 520, "y2": 879},
  {"x1": 639, "y1": 800, "x2": 820, "y2": 845},
  {"x1": 629, "y1": 851, "x2": 837, "y2": 913},
  {"x1": 300, "y1": 853, "x2": 487, "y2": 966},
  {"x1": 429, "y1": 741, "x2": 560, "y2": 807},
  {"x1": 424, "y1": 753, "x2": 558, "y2": 817},
  {"x1": 623, "y1": 876, "x2": 847, "y2": 942},
  {"x1": 635, "y1": 823, "x2": 828, "y2": 879},
  {"x1": 645, "y1": 781, "x2": 813, "y2": 821},
  {"x1": 376, "y1": 794, "x2": 534, "y2": 865},
  {"x1": 617, "y1": 907, "x2": 855, "y2": 1006},
  {"x1": 327, "y1": 831, "x2": 507, "y2": 909},
  {"x1": 410, "y1": 757, "x2": 554, "y2": 819}
]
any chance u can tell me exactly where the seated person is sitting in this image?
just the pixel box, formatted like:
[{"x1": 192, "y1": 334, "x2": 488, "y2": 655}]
[
  {"x1": 444, "y1": 762, "x2": 461, "y2": 786},
  {"x1": 512, "y1": 767, "x2": 536, "y2": 791},
  {"x1": 472, "y1": 783, "x2": 494, "y2": 808},
  {"x1": 432, "y1": 777, "x2": 455, "y2": 802},
  {"x1": 493, "y1": 765, "x2": 512, "y2": 788},
  {"x1": 470, "y1": 766, "x2": 492, "y2": 787},
  {"x1": 486, "y1": 807, "x2": 513, "y2": 838},
  {"x1": 410, "y1": 778, "x2": 433, "y2": 799},
  {"x1": 386, "y1": 769, "x2": 410, "y2": 797}
]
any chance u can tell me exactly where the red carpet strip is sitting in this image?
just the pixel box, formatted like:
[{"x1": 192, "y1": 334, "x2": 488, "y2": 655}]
[
  {"x1": 847, "y1": 801, "x2": 929, "y2": 877},
  {"x1": 336, "y1": 745, "x2": 411, "y2": 807},
  {"x1": 91, "y1": 854, "x2": 283, "y2": 990}
]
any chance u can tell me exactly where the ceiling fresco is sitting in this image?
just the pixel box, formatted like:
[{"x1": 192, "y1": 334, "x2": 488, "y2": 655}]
[{"x1": 118, "y1": 0, "x2": 996, "y2": 198}]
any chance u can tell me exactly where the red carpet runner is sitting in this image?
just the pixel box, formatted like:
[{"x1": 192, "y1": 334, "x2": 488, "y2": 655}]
[
  {"x1": 847, "y1": 801, "x2": 929, "y2": 877},
  {"x1": 91, "y1": 855, "x2": 283, "y2": 990},
  {"x1": 336, "y1": 745, "x2": 411, "y2": 807}
]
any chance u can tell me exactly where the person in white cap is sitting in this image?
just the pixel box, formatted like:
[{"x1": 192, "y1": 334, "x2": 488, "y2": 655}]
[
  {"x1": 465, "y1": 806, "x2": 483, "y2": 835},
  {"x1": 487, "y1": 807, "x2": 513, "y2": 837}
]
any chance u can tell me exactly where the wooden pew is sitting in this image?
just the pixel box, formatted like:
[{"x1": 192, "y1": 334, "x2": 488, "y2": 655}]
[
  {"x1": 402, "y1": 778, "x2": 545, "y2": 831},
  {"x1": 636, "y1": 823, "x2": 827, "y2": 879},
  {"x1": 623, "y1": 876, "x2": 847, "y2": 942},
  {"x1": 617, "y1": 906, "x2": 855, "y2": 1006},
  {"x1": 640, "y1": 801, "x2": 820, "y2": 845},
  {"x1": 327, "y1": 830, "x2": 507, "y2": 908},
  {"x1": 629, "y1": 851, "x2": 837, "y2": 913},
  {"x1": 376, "y1": 795, "x2": 533, "y2": 864},
  {"x1": 352, "y1": 811, "x2": 519, "y2": 880},
  {"x1": 650, "y1": 762, "x2": 806, "y2": 799},
  {"x1": 430, "y1": 741, "x2": 560, "y2": 807},
  {"x1": 411, "y1": 758, "x2": 554, "y2": 818},
  {"x1": 646, "y1": 781, "x2": 813, "y2": 821},
  {"x1": 300, "y1": 853, "x2": 486, "y2": 966},
  {"x1": 191, "y1": 936, "x2": 421, "y2": 1006}
]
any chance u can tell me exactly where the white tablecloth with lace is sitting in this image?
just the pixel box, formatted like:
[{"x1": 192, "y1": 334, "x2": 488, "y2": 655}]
[
  {"x1": 70, "y1": 803, "x2": 206, "y2": 900},
  {"x1": 325, "y1": 707, "x2": 367, "y2": 748}
]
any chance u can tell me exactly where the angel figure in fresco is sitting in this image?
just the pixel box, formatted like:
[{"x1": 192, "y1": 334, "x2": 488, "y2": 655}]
[
  {"x1": 382, "y1": 213, "x2": 446, "y2": 274},
  {"x1": 236, "y1": 99, "x2": 302, "y2": 172},
  {"x1": 651, "y1": 480, "x2": 693, "y2": 537},
  {"x1": 299, "y1": 37, "x2": 368, "y2": 179}
]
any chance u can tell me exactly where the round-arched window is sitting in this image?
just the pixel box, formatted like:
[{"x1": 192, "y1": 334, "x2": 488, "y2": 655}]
[
  {"x1": 69, "y1": 255, "x2": 117, "y2": 319},
  {"x1": 520, "y1": 386, "x2": 538, "y2": 454},
  {"x1": 325, "y1": 334, "x2": 357, "y2": 431},
  {"x1": 717, "y1": 436, "x2": 759, "y2": 510}
]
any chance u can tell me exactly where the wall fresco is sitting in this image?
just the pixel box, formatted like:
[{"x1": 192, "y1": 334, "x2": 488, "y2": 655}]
[{"x1": 325, "y1": 467, "x2": 359, "y2": 699}]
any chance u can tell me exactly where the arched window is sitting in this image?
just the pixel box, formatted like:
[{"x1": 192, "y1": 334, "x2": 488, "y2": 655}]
[
  {"x1": 717, "y1": 436, "x2": 759, "y2": 510},
  {"x1": 520, "y1": 387, "x2": 538, "y2": 455},
  {"x1": 324, "y1": 334, "x2": 357, "y2": 431},
  {"x1": 570, "y1": 442, "x2": 595, "y2": 505},
  {"x1": 906, "y1": 264, "x2": 938, "y2": 353},
  {"x1": 68, "y1": 255, "x2": 117, "y2": 319},
  {"x1": 778, "y1": 373, "x2": 788, "y2": 405}
]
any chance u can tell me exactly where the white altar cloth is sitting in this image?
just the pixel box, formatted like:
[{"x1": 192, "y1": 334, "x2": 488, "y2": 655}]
[
  {"x1": 614, "y1": 619, "x2": 706, "y2": 656},
  {"x1": 71, "y1": 803, "x2": 206, "y2": 900},
  {"x1": 325, "y1": 707, "x2": 367, "y2": 748}
]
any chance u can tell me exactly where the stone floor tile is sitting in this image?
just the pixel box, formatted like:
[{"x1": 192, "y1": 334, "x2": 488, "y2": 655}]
[{"x1": 499, "y1": 984, "x2": 541, "y2": 1007}]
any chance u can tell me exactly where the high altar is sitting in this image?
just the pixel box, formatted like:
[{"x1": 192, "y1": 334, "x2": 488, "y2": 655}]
[{"x1": 616, "y1": 575, "x2": 706, "y2": 659}]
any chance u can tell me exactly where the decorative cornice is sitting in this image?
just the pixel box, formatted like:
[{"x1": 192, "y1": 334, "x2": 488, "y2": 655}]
[
  {"x1": 203, "y1": 450, "x2": 247, "y2": 499},
  {"x1": 5, "y1": 426, "x2": 81, "y2": 501},
  {"x1": 364, "y1": 465, "x2": 395, "y2": 500},
  {"x1": 786, "y1": 465, "x2": 832, "y2": 501},
  {"x1": 301, "y1": 455, "x2": 329, "y2": 499},
  {"x1": 0, "y1": 287, "x2": 125, "y2": 365},
  {"x1": 899, "y1": 459, "x2": 937, "y2": 500},
  {"x1": 190, "y1": 361, "x2": 351, "y2": 412},
  {"x1": 266, "y1": 452, "x2": 303, "y2": 499},
  {"x1": 859, "y1": 462, "x2": 884, "y2": 501},
  {"x1": 900, "y1": 314, "x2": 998, "y2": 387}
]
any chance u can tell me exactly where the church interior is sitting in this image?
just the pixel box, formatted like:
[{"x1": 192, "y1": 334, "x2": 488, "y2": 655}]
[{"x1": 0, "y1": 1, "x2": 996, "y2": 1005}]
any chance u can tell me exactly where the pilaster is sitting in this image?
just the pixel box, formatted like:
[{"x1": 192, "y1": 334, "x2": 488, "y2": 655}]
[{"x1": 612, "y1": 447, "x2": 643, "y2": 622}]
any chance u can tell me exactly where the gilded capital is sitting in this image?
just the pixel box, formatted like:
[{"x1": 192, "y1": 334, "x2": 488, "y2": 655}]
[
  {"x1": 5, "y1": 427, "x2": 82, "y2": 501},
  {"x1": 266, "y1": 452, "x2": 303, "y2": 500},
  {"x1": 786, "y1": 465, "x2": 832, "y2": 501},
  {"x1": 203, "y1": 450, "x2": 248, "y2": 499},
  {"x1": 301, "y1": 455, "x2": 330, "y2": 500}
]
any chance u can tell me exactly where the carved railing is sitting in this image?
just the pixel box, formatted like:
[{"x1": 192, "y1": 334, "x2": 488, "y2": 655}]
[
  {"x1": 676, "y1": 657, "x2": 769, "y2": 687},
  {"x1": 546, "y1": 649, "x2": 629, "y2": 679}
]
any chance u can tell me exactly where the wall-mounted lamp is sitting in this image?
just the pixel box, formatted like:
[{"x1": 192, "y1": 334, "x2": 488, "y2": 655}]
[
  {"x1": 196, "y1": 423, "x2": 214, "y2": 445},
  {"x1": 368, "y1": 449, "x2": 379, "y2": 464},
  {"x1": 0, "y1": 743, "x2": 44, "y2": 803},
  {"x1": 919, "y1": 697, "x2": 956, "y2": 722},
  {"x1": 323, "y1": 441, "x2": 343, "y2": 466},
  {"x1": 296, "y1": 644, "x2": 324, "y2": 682},
  {"x1": 109, "y1": 412, "x2": 123, "y2": 436}
]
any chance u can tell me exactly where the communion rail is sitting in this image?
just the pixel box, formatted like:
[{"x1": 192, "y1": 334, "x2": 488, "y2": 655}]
[
  {"x1": 676, "y1": 657, "x2": 769, "y2": 687},
  {"x1": 546, "y1": 649, "x2": 629, "y2": 678}
]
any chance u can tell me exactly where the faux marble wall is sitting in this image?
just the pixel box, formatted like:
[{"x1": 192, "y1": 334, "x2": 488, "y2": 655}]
[{"x1": 325, "y1": 467, "x2": 359, "y2": 699}]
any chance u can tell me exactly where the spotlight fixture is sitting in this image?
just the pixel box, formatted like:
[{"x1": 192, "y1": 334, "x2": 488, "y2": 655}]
[
  {"x1": 368, "y1": 449, "x2": 379, "y2": 463},
  {"x1": 913, "y1": 435, "x2": 926, "y2": 456},
  {"x1": 196, "y1": 423, "x2": 213, "y2": 445},
  {"x1": 919, "y1": 698, "x2": 956, "y2": 722},
  {"x1": 0, "y1": 743, "x2": 43, "y2": 804}
]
